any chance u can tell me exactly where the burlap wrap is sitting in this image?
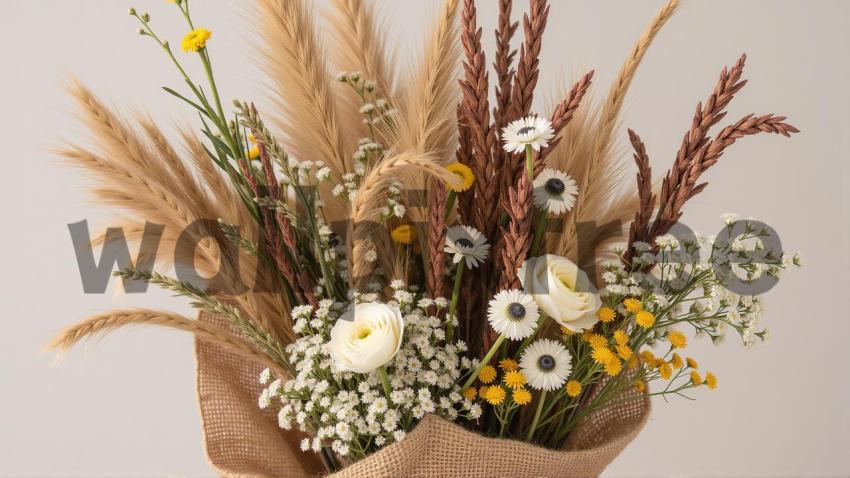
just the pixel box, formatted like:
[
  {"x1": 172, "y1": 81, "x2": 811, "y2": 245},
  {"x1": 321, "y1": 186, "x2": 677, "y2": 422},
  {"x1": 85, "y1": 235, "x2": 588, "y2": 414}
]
[{"x1": 196, "y1": 314, "x2": 650, "y2": 477}]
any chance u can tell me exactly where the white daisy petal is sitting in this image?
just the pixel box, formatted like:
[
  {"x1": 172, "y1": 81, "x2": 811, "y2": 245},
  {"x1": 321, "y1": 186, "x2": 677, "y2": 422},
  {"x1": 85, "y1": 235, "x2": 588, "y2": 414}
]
[
  {"x1": 502, "y1": 116, "x2": 555, "y2": 154},
  {"x1": 487, "y1": 289, "x2": 539, "y2": 340},
  {"x1": 444, "y1": 225, "x2": 490, "y2": 269},
  {"x1": 519, "y1": 339, "x2": 572, "y2": 391},
  {"x1": 532, "y1": 168, "x2": 578, "y2": 215}
]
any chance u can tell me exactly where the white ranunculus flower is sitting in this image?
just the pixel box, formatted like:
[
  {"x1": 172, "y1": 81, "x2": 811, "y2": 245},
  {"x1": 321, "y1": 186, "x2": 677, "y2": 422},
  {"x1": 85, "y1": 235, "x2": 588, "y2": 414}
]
[
  {"x1": 328, "y1": 302, "x2": 404, "y2": 373},
  {"x1": 518, "y1": 254, "x2": 602, "y2": 332}
]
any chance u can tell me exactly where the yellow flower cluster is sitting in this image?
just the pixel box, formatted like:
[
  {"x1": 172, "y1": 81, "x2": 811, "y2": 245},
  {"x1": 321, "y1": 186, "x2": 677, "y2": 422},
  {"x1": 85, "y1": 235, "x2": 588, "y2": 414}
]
[
  {"x1": 586, "y1": 332, "x2": 623, "y2": 377},
  {"x1": 181, "y1": 28, "x2": 212, "y2": 52},
  {"x1": 474, "y1": 365, "x2": 534, "y2": 407}
]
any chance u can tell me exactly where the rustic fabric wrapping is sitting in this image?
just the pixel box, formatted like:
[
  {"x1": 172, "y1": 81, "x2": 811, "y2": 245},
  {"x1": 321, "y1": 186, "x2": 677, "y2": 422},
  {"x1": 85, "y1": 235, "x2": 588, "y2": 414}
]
[{"x1": 196, "y1": 313, "x2": 650, "y2": 478}]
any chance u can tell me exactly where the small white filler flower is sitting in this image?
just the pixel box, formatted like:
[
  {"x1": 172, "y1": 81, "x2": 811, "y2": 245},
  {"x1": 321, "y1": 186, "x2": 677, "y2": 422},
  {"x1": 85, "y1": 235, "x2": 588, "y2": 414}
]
[
  {"x1": 487, "y1": 289, "x2": 539, "y2": 340},
  {"x1": 501, "y1": 116, "x2": 555, "y2": 154},
  {"x1": 532, "y1": 168, "x2": 578, "y2": 215},
  {"x1": 520, "y1": 338, "x2": 572, "y2": 391},
  {"x1": 444, "y1": 225, "x2": 490, "y2": 269}
]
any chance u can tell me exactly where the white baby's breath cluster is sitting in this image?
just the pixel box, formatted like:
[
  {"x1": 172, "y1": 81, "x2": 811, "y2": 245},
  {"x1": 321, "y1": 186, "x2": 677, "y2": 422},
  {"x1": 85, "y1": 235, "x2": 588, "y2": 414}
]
[
  {"x1": 259, "y1": 283, "x2": 480, "y2": 460},
  {"x1": 601, "y1": 215, "x2": 801, "y2": 348}
]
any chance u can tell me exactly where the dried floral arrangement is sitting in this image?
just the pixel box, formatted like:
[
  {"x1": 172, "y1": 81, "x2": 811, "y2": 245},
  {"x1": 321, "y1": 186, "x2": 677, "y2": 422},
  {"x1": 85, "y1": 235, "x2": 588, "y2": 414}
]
[{"x1": 50, "y1": 0, "x2": 802, "y2": 475}]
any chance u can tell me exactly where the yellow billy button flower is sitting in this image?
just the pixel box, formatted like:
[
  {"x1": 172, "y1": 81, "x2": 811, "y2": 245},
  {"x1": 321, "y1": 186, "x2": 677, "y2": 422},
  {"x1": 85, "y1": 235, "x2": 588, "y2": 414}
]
[
  {"x1": 591, "y1": 346, "x2": 615, "y2": 365},
  {"x1": 596, "y1": 306, "x2": 615, "y2": 323},
  {"x1": 659, "y1": 361, "x2": 673, "y2": 380},
  {"x1": 585, "y1": 333, "x2": 608, "y2": 350},
  {"x1": 635, "y1": 310, "x2": 656, "y2": 328},
  {"x1": 390, "y1": 224, "x2": 416, "y2": 245},
  {"x1": 181, "y1": 28, "x2": 212, "y2": 52},
  {"x1": 604, "y1": 357, "x2": 622, "y2": 376},
  {"x1": 560, "y1": 325, "x2": 575, "y2": 336},
  {"x1": 671, "y1": 352, "x2": 684, "y2": 369},
  {"x1": 626, "y1": 355, "x2": 639, "y2": 370},
  {"x1": 565, "y1": 380, "x2": 582, "y2": 398},
  {"x1": 617, "y1": 343, "x2": 633, "y2": 360},
  {"x1": 512, "y1": 388, "x2": 532, "y2": 406},
  {"x1": 248, "y1": 146, "x2": 261, "y2": 160},
  {"x1": 623, "y1": 297, "x2": 642, "y2": 314},
  {"x1": 667, "y1": 330, "x2": 687, "y2": 349},
  {"x1": 462, "y1": 387, "x2": 478, "y2": 400},
  {"x1": 498, "y1": 358, "x2": 518, "y2": 371},
  {"x1": 634, "y1": 381, "x2": 646, "y2": 393},
  {"x1": 478, "y1": 364, "x2": 497, "y2": 384},
  {"x1": 690, "y1": 371, "x2": 703, "y2": 385},
  {"x1": 613, "y1": 330, "x2": 629, "y2": 346},
  {"x1": 640, "y1": 350, "x2": 658, "y2": 368},
  {"x1": 705, "y1": 372, "x2": 718, "y2": 390},
  {"x1": 445, "y1": 162, "x2": 474, "y2": 192},
  {"x1": 503, "y1": 370, "x2": 526, "y2": 390},
  {"x1": 483, "y1": 385, "x2": 507, "y2": 405}
]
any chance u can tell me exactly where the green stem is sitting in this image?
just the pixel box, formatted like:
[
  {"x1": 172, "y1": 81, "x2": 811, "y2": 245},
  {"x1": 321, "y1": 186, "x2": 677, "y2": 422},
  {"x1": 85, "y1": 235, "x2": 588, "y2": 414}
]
[
  {"x1": 378, "y1": 366, "x2": 392, "y2": 399},
  {"x1": 461, "y1": 334, "x2": 506, "y2": 391},
  {"x1": 527, "y1": 389, "x2": 547, "y2": 441},
  {"x1": 525, "y1": 145, "x2": 534, "y2": 181},
  {"x1": 444, "y1": 190, "x2": 457, "y2": 220},
  {"x1": 530, "y1": 209, "x2": 548, "y2": 257},
  {"x1": 446, "y1": 260, "x2": 465, "y2": 342}
]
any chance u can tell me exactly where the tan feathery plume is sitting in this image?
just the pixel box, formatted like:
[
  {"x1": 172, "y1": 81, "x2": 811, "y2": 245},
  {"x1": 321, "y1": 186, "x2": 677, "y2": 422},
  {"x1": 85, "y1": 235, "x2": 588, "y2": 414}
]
[
  {"x1": 256, "y1": 0, "x2": 348, "y2": 178},
  {"x1": 47, "y1": 309, "x2": 288, "y2": 378},
  {"x1": 535, "y1": 70, "x2": 595, "y2": 173},
  {"x1": 552, "y1": 0, "x2": 680, "y2": 258},
  {"x1": 327, "y1": 0, "x2": 399, "y2": 151},
  {"x1": 62, "y1": 80, "x2": 291, "y2": 343}
]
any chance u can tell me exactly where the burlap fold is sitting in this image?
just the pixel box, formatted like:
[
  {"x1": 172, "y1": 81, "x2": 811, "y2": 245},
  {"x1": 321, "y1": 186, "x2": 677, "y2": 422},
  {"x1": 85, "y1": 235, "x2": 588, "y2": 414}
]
[{"x1": 196, "y1": 313, "x2": 649, "y2": 477}]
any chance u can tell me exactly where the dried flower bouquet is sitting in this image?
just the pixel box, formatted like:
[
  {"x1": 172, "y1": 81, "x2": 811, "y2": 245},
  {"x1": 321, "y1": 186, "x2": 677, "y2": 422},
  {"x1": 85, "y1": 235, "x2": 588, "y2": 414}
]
[{"x1": 50, "y1": 0, "x2": 801, "y2": 476}]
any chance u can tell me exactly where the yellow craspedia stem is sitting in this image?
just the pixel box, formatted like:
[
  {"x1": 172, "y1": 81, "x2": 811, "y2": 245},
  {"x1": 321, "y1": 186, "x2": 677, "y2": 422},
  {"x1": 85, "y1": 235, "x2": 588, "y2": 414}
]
[
  {"x1": 690, "y1": 370, "x2": 703, "y2": 385},
  {"x1": 604, "y1": 357, "x2": 622, "y2": 376},
  {"x1": 634, "y1": 381, "x2": 646, "y2": 393},
  {"x1": 181, "y1": 28, "x2": 212, "y2": 52},
  {"x1": 445, "y1": 162, "x2": 474, "y2": 192},
  {"x1": 462, "y1": 387, "x2": 478, "y2": 400},
  {"x1": 565, "y1": 380, "x2": 582, "y2": 398},
  {"x1": 686, "y1": 357, "x2": 699, "y2": 369},
  {"x1": 613, "y1": 329, "x2": 629, "y2": 346},
  {"x1": 617, "y1": 343, "x2": 633, "y2": 360},
  {"x1": 483, "y1": 385, "x2": 506, "y2": 405},
  {"x1": 623, "y1": 297, "x2": 642, "y2": 314},
  {"x1": 705, "y1": 372, "x2": 717, "y2": 390},
  {"x1": 390, "y1": 224, "x2": 416, "y2": 245},
  {"x1": 498, "y1": 358, "x2": 518, "y2": 371},
  {"x1": 512, "y1": 388, "x2": 532, "y2": 406},
  {"x1": 597, "y1": 306, "x2": 615, "y2": 323},
  {"x1": 667, "y1": 330, "x2": 687, "y2": 348},
  {"x1": 671, "y1": 352, "x2": 684, "y2": 369},
  {"x1": 659, "y1": 361, "x2": 673, "y2": 380},
  {"x1": 503, "y1": 370, "x2": 526, "y2": 390},
  {"x1": 584, "y1": 333, "x2": 608, "y2": 350},
  {"x1": 635, "y1": 310, "x2": 655, "y2": 328},
  {"x1": 478, "y1": 364, "x2": 497, "y2": 384}
]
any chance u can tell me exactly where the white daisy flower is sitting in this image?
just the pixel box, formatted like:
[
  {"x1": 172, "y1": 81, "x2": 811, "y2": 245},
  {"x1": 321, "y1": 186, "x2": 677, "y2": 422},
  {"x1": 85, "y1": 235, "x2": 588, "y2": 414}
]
[
  {"x1": 501, "y1": 116, "x2": 555, "y2": 154},
  {"x1": 444, "y1": 225, "x2": 490, "y2": 269},
  {"x1": 487, "y1": 289, "x2": 539, "y2": 340},
  {"x1": 519, "y1": 338, "x2": 572, "y2": 391},
  {"x1": 532, "y1": 168, "x2": 578, "y2": 215}
]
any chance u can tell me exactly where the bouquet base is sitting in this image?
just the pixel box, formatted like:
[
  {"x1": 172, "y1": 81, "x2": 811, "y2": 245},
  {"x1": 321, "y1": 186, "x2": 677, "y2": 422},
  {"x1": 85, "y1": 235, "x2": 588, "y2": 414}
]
[{"x1": 196, "y1": 314, "x2": 650, "y2": 477}]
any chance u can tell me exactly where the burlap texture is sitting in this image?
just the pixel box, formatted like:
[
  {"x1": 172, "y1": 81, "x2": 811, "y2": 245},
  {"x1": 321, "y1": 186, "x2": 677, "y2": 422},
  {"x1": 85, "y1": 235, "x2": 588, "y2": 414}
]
[{"x1": 196, "y1": 313, "x2": 650, "y2": 477}]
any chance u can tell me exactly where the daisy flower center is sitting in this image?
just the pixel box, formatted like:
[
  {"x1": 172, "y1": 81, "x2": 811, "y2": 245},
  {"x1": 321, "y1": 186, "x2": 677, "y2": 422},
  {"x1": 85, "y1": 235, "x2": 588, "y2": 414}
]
[
  {"x1": 507, "y1": 302, "x2": 526, "y2": 321},
  {"x1": 456, "y1": 238, "x2": 474, "y2": 249},
  {"x1": 537, "y1": 354, "x2": 556, "y2": 371},
  {"x1": 517, "y1": 126, "x2": 536, "y2": 136},
  {"x1": 545, "y1": 178, "x2": 565, "y2": 195}
]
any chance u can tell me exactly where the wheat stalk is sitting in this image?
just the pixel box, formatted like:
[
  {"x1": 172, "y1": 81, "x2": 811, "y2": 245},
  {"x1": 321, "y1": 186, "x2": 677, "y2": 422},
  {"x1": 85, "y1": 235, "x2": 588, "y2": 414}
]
[
  {"x1": 47, "y1": 309, "x2": 288, "y2": 378},
  {"x1": 257, "y1": 0, "x2": 348, "y2": 178}
]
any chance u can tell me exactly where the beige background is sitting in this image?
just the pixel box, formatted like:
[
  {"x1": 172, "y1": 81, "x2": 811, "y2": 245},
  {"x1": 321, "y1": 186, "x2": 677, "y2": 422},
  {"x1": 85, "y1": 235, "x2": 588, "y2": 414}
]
[{"x1": 1, "y1": 0, "x2": 847, "y2": 476}]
